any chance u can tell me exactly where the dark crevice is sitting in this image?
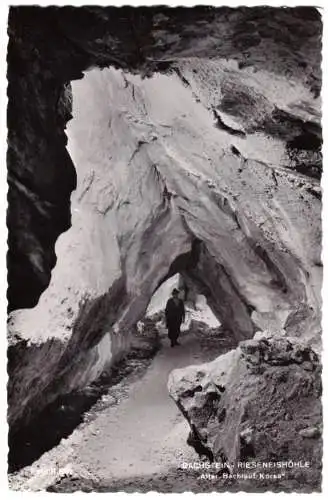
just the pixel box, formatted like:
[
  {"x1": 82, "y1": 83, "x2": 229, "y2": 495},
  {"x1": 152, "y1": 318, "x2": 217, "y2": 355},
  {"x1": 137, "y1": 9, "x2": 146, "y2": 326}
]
[
  {"x1": 239, "y1": 435, "x2": 256, "y2": 460},
  {"x1": 231, "y1": 145, "x2": 242, "y2": 157},
  {"x1": 250, "y1": 241, "x2": 288, "y2": 293},
  {"x1": 213, "y1": 109, "x2": 246, "y2": 137},
  {"x1": 173, "y1": 66, "x2": 191, "y2": 87},
  {"x1": 218, "y1": 408, "x2": 226, "y2": 423},
  {"x1": 306, "y1": 186, "x2": 321, "y2": 200},
  {"x1": 181, "y1": 243, "x2": 257, "y2": 339},
  {"x1": 158, "y1": 238, "x2": 202, "y2": 289},
  {"x1": 181, "y1": 385, "x2": 203, "y2": 398},
  {"x1": 187, "y1": 425, "x2": 214, "y2": 462},
  {"x1": 128, "y1": 140, "x2": 147, "y2": 164},
  {"x1": 216, "y1": 384, "x2": 226, "y2": 393}
]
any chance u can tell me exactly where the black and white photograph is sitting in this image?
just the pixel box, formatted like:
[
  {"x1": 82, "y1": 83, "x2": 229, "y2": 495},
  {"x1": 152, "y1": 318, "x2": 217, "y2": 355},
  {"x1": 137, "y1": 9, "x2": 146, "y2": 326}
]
[{"x1": 3, "y1": 1, "x2": 324, "y2": 494}]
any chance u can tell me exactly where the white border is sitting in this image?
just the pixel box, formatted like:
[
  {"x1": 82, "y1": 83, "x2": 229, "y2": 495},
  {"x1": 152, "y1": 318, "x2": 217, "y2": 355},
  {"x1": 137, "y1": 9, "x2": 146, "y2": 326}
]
[{"x1": 0, "y1": 1, "x2": 326, "y2": 498}]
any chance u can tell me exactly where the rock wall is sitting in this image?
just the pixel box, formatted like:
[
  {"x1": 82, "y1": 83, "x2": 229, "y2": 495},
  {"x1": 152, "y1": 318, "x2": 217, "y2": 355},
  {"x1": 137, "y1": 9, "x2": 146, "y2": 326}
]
[
  {"x1": 7, "y1": 5, "x2": 322, "y2": 311},
  {"x1": 7, "y1": 7, "x2": 322, "y2": 434},
  {"x1": 168, "y1": 334, "x2": 322, "y2": 491}
]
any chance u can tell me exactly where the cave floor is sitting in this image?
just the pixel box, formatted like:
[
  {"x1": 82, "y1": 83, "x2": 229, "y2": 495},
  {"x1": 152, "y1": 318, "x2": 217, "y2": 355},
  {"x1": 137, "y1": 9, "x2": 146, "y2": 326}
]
[{"x1": 10, "y1": 326, "x2": 236, "y2": 492}]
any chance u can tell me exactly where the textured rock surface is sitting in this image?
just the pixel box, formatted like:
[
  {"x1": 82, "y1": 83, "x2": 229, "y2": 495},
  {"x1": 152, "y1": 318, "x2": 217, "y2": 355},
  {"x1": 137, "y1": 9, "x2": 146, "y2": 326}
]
[
  {"x1": 168, "y1": 334, "x2": 322, "y2": 491},
  {"x1": 7, "y1": 7, "x2": 322, "y2": 434},
  {"x1": 7, "y1": 5, "x2": 322, "y2": 310}
]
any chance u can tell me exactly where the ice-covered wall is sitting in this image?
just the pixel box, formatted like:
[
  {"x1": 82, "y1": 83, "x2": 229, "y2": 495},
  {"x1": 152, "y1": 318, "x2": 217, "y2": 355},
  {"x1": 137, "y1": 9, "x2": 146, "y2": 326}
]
[{"x1": 7, "y1": 7, "x2": 322, "y2": 435}]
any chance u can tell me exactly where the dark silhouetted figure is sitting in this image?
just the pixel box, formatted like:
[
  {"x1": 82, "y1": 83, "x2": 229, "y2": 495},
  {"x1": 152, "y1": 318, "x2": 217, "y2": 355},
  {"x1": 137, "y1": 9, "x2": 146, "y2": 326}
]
[{"x1": 165, "y1": 288, "x2": 185, "y2": 347}]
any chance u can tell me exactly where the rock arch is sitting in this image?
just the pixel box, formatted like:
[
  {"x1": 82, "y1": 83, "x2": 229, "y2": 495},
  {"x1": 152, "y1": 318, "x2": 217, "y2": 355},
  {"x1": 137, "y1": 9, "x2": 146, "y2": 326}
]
[{"x1": 7, "y1": 6, "x2": 322, "y2": 435}]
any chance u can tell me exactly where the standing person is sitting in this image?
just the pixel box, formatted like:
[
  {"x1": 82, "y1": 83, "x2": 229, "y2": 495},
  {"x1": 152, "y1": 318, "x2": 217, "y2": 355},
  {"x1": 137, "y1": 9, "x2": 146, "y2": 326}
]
[{"x1": 165, "y1": 288, "x2": 185, "y2": 347}]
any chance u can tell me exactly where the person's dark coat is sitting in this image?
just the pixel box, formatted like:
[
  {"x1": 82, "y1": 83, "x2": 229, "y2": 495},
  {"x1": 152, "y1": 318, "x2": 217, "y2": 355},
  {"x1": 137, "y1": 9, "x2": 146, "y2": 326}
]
[{"x1": 165, "y1": 297, "x2": 185, "y2": 327}]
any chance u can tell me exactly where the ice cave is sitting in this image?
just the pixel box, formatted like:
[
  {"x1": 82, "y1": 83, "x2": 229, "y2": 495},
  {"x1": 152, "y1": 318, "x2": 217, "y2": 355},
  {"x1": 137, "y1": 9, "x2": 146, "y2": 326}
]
[{"x1": 7, "y1": 5, "x2": 323, "y2": 493}]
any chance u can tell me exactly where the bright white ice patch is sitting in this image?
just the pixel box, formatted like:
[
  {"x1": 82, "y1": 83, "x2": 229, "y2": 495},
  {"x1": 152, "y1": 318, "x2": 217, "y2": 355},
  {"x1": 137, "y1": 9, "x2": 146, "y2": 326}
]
[{"x1": 146, "y1": 274, "x2": 220, "y2": 329}]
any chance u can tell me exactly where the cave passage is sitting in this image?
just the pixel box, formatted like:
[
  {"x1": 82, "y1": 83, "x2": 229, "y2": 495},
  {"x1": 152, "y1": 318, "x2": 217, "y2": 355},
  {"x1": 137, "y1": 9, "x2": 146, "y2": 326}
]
[
  {"x1": 7, "y1": 6, "x2": 322, "y2": 493},
  {"x1": 8, "y1": 59, "x2": 316, "y2": 462},
  {"x1": 7, "y1": 61, "x2": 260, "y2": 466},
  {"x1": 8, "y1": 272, "x2": 226, "y2": 474}
]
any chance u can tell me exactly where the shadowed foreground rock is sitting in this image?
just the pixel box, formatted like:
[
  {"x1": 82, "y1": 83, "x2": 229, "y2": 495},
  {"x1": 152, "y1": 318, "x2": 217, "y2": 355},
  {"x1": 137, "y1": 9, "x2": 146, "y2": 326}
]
[{"x1": 168, "y1": 334, "x2": 322, "y2": 491}]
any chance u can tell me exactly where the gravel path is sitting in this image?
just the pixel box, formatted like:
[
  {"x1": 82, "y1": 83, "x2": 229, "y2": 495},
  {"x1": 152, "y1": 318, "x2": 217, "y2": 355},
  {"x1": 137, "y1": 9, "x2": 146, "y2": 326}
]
[{"x1": 9, "y1": 327, "x2": 233, "y2": 492}]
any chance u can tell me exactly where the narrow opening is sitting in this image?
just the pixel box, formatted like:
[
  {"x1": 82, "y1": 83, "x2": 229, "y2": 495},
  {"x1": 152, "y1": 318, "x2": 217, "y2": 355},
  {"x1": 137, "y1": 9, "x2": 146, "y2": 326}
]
[{"x1": 146, "y1": 273, "x2": 220, "y2": 330}]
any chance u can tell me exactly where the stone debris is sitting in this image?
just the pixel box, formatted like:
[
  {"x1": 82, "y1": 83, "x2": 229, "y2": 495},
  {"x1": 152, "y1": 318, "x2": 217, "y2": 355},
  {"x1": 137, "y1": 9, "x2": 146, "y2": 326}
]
[{"x1": 168, "y1": 334, "x2": 322, "y2": 491}]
